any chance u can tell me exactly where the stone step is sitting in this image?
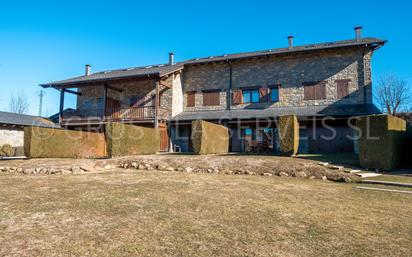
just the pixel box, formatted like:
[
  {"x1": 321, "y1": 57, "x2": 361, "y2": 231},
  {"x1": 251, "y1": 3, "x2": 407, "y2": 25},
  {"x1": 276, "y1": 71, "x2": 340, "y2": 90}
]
[
  {"x1": 361, "y1": 180, "x2": 412, "y2": 188},
  {"x1": 355, "y1": 186, "x2": 412, "y2": 195},
  {"x1": 355, "y1": 172, "x2": 382, "y2": 178}
]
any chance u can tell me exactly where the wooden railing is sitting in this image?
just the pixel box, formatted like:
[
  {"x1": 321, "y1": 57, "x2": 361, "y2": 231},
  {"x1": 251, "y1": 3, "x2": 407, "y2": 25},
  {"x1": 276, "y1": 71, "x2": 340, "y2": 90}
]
[{"x1": 61, "y1": 106, "x2": 170, "y2": 123}]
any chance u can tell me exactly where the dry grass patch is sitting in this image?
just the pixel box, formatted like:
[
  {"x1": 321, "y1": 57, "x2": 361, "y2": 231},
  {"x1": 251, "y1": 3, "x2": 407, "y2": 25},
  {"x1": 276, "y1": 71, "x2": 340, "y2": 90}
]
[{"x1": 0, "y1": 170, "x2": 411, "y2": 257}]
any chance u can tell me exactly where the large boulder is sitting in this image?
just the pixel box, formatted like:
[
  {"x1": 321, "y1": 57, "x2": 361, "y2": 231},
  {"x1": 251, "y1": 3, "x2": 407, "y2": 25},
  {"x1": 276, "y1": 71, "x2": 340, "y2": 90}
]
[{"x1": 278, "y1": 115, "x2": 299, "y2": 156}]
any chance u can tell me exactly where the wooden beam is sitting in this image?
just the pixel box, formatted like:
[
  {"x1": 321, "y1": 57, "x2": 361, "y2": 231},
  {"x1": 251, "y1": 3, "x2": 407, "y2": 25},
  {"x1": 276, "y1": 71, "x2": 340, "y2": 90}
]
[
  {"x1": 106, "y1": 85, "x2": 123, "y2": 93},
  {"x1": 59, "y1": 90, "x2": 65, "y2": 123},
  {"x1": 103, "y1": 84, "x2": 108, "y2": 119},
  {"x1": 62, "y1": 88, "x2": 82, "y2": 96},
  {"x1": 154, "y1": 80, "x2": 160, "y2": 128}
]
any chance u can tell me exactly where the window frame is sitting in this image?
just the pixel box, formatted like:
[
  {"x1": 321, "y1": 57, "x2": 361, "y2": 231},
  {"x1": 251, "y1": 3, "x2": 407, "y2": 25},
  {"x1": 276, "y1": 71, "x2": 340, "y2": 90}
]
[
  {"x1": 268, "y1": 85, "x2": 280, "y2": 102},
  {"x1": 242, "y1": 89, "x2": 260, "y2": 103}
]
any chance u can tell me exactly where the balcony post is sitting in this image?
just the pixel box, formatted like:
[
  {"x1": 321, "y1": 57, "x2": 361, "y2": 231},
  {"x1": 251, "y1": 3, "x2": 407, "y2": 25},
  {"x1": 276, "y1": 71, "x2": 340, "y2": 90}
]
[
  {"x1": 154, "y1": 80, "x2": 160, "y2": 128},
  {"x1": 103, "y1": 84, "x2": 108, "y2": 120},
  {"x1": 59, "y1": 89, "x2": 65, "y2": 123}
]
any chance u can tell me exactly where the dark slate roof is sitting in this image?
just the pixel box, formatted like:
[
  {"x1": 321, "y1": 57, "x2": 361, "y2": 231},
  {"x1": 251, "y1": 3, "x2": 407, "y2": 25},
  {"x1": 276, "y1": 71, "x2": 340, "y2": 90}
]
[
  {"x1": 40, "y1": 63, "x2": 184, "y2": 88},
  {"x1": 40, "y1": 37, "x2": 386, "y2": 88},
  {"x1": 48, "y1": 108, "x2": 76, "y2": 123},
  {"x1": 183, "y1": 38, "x2": 386, "y2": 65},
  {"x1": 0, "y1": 111, "x2": 59, "y2": 128},
  {"x1": 172, "y1": 104, "x2": 381, "y2": 121}
]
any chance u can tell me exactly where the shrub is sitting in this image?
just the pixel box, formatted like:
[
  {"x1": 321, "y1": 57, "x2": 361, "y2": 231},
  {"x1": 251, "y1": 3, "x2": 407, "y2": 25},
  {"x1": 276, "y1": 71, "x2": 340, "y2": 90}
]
[
  {"x1": 357, "y1": 115, "x2": 406, "y2": 170},
  {"x1": 278, "y1": 115, "x2": 299, "y2": 156},
  {"x1": 1, "y1": 144, "x2": 15, "y2": 157},
  {"x1": 191, "y1": 120, "x2": 229, "y2": 155}
]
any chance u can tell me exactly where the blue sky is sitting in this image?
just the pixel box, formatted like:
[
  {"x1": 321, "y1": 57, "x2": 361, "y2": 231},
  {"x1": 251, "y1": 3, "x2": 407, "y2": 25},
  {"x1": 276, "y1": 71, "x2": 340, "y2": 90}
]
[{"x1": 0, "y1": 0, "x2": 411, "y2": 116}]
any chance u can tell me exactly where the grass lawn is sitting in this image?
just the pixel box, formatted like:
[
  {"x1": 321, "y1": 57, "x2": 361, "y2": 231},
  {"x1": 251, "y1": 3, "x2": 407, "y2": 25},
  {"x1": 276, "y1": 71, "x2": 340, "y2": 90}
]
[{"x1": 1, "y1": 170, "x2": 412, "y2": 257}]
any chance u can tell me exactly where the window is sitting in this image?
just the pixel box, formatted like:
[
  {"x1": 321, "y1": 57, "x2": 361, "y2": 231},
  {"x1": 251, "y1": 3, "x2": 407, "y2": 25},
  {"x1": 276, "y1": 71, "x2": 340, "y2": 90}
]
[
  {"x1": 336, "y1": 79, "x2": 350, "y2": 99},
  {"x1": 186, "y1": 91, "x2": 196, "y2": 107},
  {"x1": 243, "y1": 89, "x2": 260, "y2": 103},
  {"x1": 202, "y1": 90, "x2": 220, "y2": 106},
  {"x1": 303, "y1": 81, "x2": 326, "y2": 100},
  {"x1": 270, "y1": 87, "x2": 279, "y2": 102}
]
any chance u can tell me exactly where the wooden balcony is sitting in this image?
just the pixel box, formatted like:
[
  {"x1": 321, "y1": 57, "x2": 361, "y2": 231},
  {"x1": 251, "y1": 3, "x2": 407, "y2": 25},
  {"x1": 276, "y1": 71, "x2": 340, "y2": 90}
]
[{"x1": 60, "y1": 106, "x2": 170, "y2": 125}]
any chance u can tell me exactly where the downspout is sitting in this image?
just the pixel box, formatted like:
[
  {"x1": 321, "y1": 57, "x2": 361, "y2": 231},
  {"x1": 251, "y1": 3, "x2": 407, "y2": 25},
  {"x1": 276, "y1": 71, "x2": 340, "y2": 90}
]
[{"x1": 227, "y1": 60, "x2": 233, "y2": 110}]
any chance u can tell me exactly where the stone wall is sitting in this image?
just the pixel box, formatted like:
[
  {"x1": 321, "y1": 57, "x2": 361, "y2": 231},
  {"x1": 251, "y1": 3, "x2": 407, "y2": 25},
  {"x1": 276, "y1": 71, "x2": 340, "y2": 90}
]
[
  {"x1": 182, "y1": 47, "x2": 371, "y2": 112},
  {"x1": 0, "y1": 127, "x2": 24, "y2": 147}
]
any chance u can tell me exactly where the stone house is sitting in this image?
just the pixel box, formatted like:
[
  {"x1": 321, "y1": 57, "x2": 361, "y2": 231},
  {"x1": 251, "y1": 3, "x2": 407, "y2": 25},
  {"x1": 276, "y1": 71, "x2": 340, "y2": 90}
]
[
  {"x1": 41, "y1": 27, "x2": 386, "y2": 154},
  {"x1": 0, "y1": 111, "x2": 58, "y2": 155}
]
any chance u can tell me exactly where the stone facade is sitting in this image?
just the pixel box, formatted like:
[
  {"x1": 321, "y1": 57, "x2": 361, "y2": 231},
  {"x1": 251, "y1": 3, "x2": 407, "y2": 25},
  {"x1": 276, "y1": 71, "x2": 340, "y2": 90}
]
[
  {"x1": 182, "y1": 47, "x2": 372, "y2": 112},
  {"x1": 0, "y1": 127, "x2": 24, "y2": 147}
]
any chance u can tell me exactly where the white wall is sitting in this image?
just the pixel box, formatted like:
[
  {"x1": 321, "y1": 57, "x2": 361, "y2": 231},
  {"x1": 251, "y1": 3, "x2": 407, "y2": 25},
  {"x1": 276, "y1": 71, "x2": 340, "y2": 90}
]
[
  {"x1": 172, "y1": 73, "x2": 184, "y2": 117},
  {"x1": 0, "y1": 128, "x2": 24, "y2": 147}
]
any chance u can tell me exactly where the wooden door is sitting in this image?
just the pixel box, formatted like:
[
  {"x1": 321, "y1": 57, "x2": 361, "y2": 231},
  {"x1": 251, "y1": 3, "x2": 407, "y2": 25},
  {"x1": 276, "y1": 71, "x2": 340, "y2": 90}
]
[{"x1": 158, "y1": 123, "x2": 170, "y2": 152}]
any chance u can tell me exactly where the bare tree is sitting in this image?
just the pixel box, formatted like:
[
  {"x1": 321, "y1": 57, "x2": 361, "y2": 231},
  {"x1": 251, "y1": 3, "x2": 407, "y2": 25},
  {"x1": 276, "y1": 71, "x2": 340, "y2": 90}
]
[
  {"x1": 375, "y1": 73, "x2": 410, "y2": 115},
  {"x1": 8, "y1": 92, "x2": 29, "y2": 114}
]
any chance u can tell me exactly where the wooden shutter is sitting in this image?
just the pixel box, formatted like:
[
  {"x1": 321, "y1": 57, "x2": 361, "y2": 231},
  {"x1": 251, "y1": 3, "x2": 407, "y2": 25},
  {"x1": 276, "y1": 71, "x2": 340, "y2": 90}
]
[
  {"x1": 304, "y1": 82, "x2": 326, "y2": 100},
  {"x1": 304, "y1": 83, "x2": 315, "y2": 100},
  {"x1": 187, "y1": 91, "x2": 196, "y2": 107},
  {"x1": 337, "y1": 79, "x2": 350, "y2": 98},
  {"x1": 203, "y1": 91, "x2": 220, "y2": 106},
  {"x1": 232, "y1": 90, "x2": 243, "y2": 105},
  {"x1": 315, "y1": 82, "x2": 326, "y2": 100},
  {"x1": 259, "y1": 87, "x2": 269, "y2": 102}
]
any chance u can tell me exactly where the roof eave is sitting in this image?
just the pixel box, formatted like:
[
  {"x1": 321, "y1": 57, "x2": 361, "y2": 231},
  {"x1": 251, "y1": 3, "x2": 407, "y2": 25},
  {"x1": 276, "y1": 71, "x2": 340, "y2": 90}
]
[{"x1": 39, "y1": 72, "x2": 162, "y2": 89}]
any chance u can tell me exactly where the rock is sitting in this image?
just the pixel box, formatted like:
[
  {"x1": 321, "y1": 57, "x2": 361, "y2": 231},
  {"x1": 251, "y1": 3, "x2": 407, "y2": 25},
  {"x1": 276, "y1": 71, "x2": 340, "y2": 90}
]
[
  {"x1": 165, "y1": 167, "x2": 175, "y2": 172},
  {"x1": 309, "y1": 176, "x2": 316, "y2": 179},
  {"x1": 318, "y1": 162, "x2": 329, "y2": 166},
  {"x1": 327, "y1": 165, "x2": 344, "y2": 170},
  {"x1": 1, "y1": 144, "x2": 15, "y2": 157},
  {"x1": 263, "y1": 172, "x2": 273, "y2": 177},
  {"x1": 322, "y1": 176, "x2": 328, "y2": 180},
  {"x1": 104, "y1": 164, "x2": 116, "y2": 170},
  {"x1": 16, "y1": 168, "x2": 24, "y2": 173},
  {"x1": 156, "y1": 165, "x2": 167, "y2": 170},
  {"x1": 80, "y1": 166, "x2": 94, "y2": 172},
  {"x1": 279, "y1": 171, "x2": 289, "y2": 177},
  {"x1": 344, "y1": 177, "x2": 352, "y2": 183},
  {"x1": 177, "y1": 167, "x2": 184, "y2": 172},
  {"x1": 184, "y1": 167, "x2": 193, "y2": 173},
  {"x1": 131, "y1": 162, "x2": 138, "y2": 168},
  {"x1": 207, "y1": 168, "x2": 214, "y2": 173},
  {"x1": 61, "y1": 169, "x2": 72, "y2": 174},
  {"x1": 296, "y1": 171, "x2": 308, "y2": 178},
  {"x1": 71, "y1": 166, "x2": 83, "y2": 173}
]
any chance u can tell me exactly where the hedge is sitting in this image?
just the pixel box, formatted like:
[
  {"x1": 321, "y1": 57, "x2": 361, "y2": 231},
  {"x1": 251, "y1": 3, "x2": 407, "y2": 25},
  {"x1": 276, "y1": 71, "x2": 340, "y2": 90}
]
[
  {"x1": 357, "y1": 115, "x2": 406, "y2": 170},
  {"x1": 191, "y1": 120, "x2": 229, "y2": 155},
  {"x1": 278, "y1": 115, "x2": 299, "y2": 156},
  {"x1": 24, "y1": 126, "x2": 106, "y2": 158},
  {"x1": 105, "y1": 122, "x2": 159, "y2": 157}
]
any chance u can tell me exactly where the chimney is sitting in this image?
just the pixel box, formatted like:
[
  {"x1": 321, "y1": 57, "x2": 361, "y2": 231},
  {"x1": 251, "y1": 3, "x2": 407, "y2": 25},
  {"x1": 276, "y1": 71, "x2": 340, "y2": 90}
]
[
  {"x1": 169, "y1": 52, "x2": 175, "y2": 65},
  {"x1": 287, "y1": 36, "x2": 294, "y2": 49},
  {"x1": 85, "y1": 64, "x2": 91, "y2": 76},
  {"x1": 355, "y1": 26, "x2": 362, "y2": 41}
]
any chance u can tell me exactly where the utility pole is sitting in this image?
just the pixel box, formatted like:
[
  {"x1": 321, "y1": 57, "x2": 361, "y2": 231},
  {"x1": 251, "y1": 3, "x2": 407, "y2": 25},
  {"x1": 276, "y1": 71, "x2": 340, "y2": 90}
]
[{"x1": 37, "y1": 90, "x2": 45, "y2": 116}]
